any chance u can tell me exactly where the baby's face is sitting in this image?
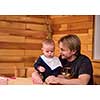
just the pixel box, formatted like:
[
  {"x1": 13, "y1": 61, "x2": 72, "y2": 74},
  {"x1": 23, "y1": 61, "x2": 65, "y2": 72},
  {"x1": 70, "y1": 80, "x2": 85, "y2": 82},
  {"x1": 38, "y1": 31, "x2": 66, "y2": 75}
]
[{"x1": 42, "y1": 44, "x2": 55, "y2": 58}]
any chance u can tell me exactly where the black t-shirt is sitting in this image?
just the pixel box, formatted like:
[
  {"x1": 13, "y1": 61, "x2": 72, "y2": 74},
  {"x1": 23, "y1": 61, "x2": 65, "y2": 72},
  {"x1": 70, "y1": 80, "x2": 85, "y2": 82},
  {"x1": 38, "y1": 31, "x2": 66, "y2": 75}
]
[{"x1": 59, "y1": 54, "x2": 94, "y2": 85}]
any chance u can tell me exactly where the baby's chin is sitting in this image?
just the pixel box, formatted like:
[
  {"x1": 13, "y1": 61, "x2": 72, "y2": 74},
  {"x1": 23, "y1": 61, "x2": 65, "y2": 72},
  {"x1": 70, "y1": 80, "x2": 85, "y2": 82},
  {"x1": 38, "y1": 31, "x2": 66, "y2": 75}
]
[
  {"x1": 46, "y1": 56, "x2": 54, "y2": 58},
  {"x1": 48, "y1": 56, "x2": 54, "y2": 58},
  {"x1": 45, "y1": 55, "x2": 54, "y2": 58}
]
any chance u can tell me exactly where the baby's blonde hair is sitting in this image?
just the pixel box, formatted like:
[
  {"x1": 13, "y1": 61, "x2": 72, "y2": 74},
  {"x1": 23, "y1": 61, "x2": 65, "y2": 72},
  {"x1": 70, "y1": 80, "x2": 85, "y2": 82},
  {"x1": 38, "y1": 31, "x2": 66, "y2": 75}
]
[{"x1": 42, "y1": 39, "x2": 55, "y2": 46}]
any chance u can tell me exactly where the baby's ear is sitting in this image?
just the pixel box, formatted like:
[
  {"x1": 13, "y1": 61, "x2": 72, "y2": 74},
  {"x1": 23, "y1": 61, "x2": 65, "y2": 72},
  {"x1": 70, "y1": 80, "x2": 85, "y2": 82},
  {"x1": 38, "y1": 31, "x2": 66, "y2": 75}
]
[{"x1": 41, "y1": 48, "x2": 43, "y2": 51}]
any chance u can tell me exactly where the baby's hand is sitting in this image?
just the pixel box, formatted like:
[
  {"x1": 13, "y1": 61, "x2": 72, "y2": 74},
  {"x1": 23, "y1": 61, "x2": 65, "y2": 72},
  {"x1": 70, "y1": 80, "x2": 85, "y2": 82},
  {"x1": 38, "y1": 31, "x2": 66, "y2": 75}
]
[{"x1": 38, "y1": 66, "x2": 45, "y2": 72}]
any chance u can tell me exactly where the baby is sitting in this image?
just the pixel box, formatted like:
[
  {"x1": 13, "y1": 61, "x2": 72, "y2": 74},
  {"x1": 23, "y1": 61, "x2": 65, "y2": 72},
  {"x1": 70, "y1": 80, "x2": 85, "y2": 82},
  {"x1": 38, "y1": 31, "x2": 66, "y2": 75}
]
[{"x1": 34, "y1": 39, "x2": 62, "y2": 82}]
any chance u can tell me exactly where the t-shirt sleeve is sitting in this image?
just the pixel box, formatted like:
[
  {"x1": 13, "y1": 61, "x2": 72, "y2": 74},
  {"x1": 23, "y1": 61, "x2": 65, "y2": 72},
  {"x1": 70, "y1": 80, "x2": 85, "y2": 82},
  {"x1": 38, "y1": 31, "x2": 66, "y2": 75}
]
[{"x1": 78, "y1": 58, "x2": 93, "y2": 75}]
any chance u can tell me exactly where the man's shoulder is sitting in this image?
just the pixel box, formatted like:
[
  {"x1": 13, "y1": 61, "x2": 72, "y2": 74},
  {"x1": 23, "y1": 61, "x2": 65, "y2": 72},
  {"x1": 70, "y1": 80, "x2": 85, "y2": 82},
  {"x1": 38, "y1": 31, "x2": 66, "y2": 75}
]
[{"x1": 77, "y1": 54, "x2": 91, "y2": 63}]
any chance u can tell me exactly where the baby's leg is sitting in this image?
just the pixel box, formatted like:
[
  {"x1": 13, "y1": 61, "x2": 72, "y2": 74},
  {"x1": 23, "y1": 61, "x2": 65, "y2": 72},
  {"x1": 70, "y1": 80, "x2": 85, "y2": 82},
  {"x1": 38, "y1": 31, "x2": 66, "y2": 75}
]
[{"x1": 32, "y1": 70, "x2": 43, "y2": 84}]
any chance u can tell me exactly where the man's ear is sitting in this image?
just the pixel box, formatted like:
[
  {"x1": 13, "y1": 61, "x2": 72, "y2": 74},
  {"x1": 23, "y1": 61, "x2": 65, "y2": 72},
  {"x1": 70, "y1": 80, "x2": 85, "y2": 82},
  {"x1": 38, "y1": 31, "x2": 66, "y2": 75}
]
[{"x1": 72, "y1": 50, "x2": 77, "y2": 55}]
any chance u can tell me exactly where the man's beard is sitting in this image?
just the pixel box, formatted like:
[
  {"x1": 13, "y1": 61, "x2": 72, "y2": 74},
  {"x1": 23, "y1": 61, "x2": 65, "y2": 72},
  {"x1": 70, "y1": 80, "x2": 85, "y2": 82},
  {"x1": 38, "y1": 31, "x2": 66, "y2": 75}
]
[{"x1": 61, "y1": 54, "x2": 72, "y2": 60}]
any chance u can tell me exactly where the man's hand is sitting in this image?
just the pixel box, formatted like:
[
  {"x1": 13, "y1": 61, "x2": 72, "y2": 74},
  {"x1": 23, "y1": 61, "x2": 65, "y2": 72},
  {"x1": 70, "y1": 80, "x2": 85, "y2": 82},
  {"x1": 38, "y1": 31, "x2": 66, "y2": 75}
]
[{"x1": 45, "y1": 75, "x2": 59, "y2": 85}]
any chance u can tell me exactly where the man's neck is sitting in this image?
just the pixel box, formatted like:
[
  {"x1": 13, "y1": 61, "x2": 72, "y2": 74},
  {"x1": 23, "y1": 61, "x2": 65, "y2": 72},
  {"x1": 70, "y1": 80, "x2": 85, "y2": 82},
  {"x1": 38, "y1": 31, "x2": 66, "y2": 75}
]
[{"x1": 67, "y1": 55, "x2": 77, "y2": 62}]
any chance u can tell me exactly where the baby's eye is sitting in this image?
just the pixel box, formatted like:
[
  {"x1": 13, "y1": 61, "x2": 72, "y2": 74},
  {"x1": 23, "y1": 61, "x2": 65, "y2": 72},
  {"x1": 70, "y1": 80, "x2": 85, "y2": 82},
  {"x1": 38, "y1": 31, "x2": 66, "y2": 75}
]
[
  {"x1": 46, "y1": 51, "x2": 53, "y2": 53},
  {"x1": 46, "y1": 51, "x2": 49, "y2": 53}
]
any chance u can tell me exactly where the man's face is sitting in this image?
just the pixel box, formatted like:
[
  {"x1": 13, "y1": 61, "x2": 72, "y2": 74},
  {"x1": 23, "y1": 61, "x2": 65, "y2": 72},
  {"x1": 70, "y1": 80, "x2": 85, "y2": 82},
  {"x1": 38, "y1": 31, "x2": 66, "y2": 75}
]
[{"x1": 59, "y1": 42, "x2": 76, "y2": 60}]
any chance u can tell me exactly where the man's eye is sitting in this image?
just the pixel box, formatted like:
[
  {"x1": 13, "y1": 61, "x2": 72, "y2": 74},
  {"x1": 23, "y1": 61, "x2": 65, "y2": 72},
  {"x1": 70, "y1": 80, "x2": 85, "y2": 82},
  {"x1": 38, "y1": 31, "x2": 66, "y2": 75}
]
[{"x1": 61, "y1": 48, "x2": 64, "y2": 51}]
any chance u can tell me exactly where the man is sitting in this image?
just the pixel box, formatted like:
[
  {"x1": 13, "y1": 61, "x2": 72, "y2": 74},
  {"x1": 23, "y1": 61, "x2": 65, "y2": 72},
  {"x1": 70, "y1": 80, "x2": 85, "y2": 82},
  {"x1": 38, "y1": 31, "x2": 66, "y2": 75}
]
[{"x1": 32, "y1": 35, "x2": 94, "y2": 85}]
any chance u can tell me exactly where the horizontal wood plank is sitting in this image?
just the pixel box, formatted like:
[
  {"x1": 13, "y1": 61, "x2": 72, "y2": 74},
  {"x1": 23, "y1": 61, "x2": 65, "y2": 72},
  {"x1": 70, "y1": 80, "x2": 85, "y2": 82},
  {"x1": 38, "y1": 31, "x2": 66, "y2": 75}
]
[
  {"x1": 53, "y1": 29, "x2": 88, "y2": 34},
  {"x1": 25, "y1": 50, "x2": 42, "y2": 56},
  {"x1": 0, "y1": 42, "x2": 42, "y2": 50},
  {"x1": 50, "y1": 15, "x2": 93, "y2": 24},
  {"x1": 53, "y1": 22, "x2": 93, "y2": 31},
  {"x1": 0, "y1": 49, "x2": 25, "y2": 56},
  {"x1": 0, "y1": 29, "x2": 48, "y2": 39},
  {"x1": 0, "y1": 21, "x2": 26, "y2": 29},
  {"x1": 0, "y1": 15, "x2": 47, "y2": 24},
  {"x1": 0, "y1": 35, "x2": 25, "y2": 43},
  {"x1": 26, "y1": 23, "x2": 48, "y2": 31}
]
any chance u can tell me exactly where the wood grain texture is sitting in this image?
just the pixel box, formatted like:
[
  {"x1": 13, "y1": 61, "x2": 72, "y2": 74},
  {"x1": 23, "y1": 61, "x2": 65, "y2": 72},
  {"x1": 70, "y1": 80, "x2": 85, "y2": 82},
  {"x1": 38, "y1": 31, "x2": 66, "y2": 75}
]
[
  {"x1": 0, "y1": 15, "x2": 99, "y2": 79},
  {"x1": 0, "y1": 15, "x2": 48, "y2": 77}
]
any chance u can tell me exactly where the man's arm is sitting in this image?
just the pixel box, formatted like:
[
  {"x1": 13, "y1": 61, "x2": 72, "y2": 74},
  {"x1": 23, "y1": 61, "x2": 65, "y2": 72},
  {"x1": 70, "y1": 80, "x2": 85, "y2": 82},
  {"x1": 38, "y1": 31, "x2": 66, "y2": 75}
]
[{"x1": 45, "y1": 74, "x2": 90, "y2": 85}]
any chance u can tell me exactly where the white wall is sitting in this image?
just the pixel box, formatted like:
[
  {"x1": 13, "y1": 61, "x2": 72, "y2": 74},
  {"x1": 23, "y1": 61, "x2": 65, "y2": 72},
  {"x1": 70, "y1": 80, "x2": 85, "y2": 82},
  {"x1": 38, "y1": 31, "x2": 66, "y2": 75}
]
[{"x1": 94, "y1": 15, "x2": 100, "y2": 60}]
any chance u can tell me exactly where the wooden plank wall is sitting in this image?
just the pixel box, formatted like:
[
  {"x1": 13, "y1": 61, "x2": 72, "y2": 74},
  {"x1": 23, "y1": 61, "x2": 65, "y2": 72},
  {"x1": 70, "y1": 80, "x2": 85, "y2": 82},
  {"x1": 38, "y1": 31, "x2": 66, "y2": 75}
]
[
  {"x1": 50, "y1": 15, "x2": 93, "y2": 58},
  {"x1": 0, "y1": 15, "x2": 49, "y2": 77},
  {"x1": 49, "y1": 15, "x2": 100, "y2": 82},
  {"x1": 0, "y1": 15, "x2": 100, "y2": 83}
]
